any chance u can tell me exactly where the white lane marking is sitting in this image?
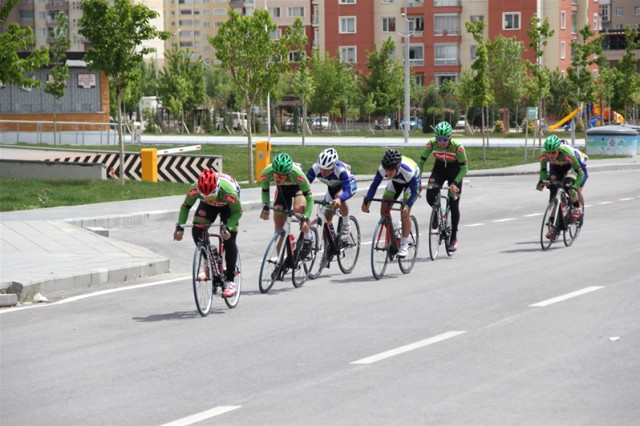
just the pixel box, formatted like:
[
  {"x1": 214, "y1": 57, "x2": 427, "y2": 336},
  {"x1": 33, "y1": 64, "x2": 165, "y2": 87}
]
[
  {"x1": 597, "y1": 201, "x2": 613, "y2": 205},
  {"x1": 619, "y1": 198, "x2": 633, "y2": 201},
  {"x1": 492, "y1": 218, "x2": 516, "y2": 223},
  {"x1": 161, "y1": 406, "x2": 242, "y2": 426},
  {"x1": 465, "y1": 223, "x2": 485, "y2": 227},
  {"x1": 350, "y1": 331, "x2": 466, "y2": 365},
  {"x1": 0, "y1": 276, "x2": 190, "y2": 314},
  {"x1": 524, "y1": 213, "x2": 543, "y2": 217},
  {"x1": 529, "y1": 286, "x2": 604, "y2": 307}
]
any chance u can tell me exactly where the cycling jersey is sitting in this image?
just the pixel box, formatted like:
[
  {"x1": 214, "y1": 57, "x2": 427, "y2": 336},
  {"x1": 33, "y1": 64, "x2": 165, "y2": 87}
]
[
  {"x1": 177, "y1": 173, "x2": 243, "y2": 231},
  {"x1": 306, "y1": 160, "x2": 357, "y2": 202},
  {"x1": 417, "y1": 138, "x2": 469, "y2": 185},
  {"x1": 365, "y1": 156, "x2": 421, "y2": 207},
  {"x1": 260, "y1": 163, "x2": 314, "y2": 218},
  {"x1": 539, "y1": 144, "x2": 588, "y2": 189}
]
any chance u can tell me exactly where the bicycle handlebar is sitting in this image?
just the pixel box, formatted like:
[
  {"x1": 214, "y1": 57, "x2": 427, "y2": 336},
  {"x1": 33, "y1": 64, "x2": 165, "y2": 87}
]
[{"x1": 263, "y1": 205, "x2": 309, "y2": 222}]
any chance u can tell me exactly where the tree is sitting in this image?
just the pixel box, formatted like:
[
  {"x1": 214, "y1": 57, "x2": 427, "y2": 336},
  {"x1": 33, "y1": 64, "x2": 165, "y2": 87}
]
[
  {"x1": 44, "y1": 11, "x2": 70, "y2": 145},
  {"x1": 293, "y1": 53, "x2": 315, "y2": 145},
  {"x1": 597, "y1": 66, "x2": 619, "y2": 124},
  {"x1": 158, "y1": 47, "x2": 205, "y2": 133},
  {"x1": 79, "y1": 0, "x2": 168, "y2": 184},
  {"x1": 487, "y1": 35, "x2": 527, "y2": 130},
  {"x1": 361, "y1": 38, "x2": 404, "y2": 125},
  {"x1": 0, "y1": 0, "x2": 49, "y2": 87},
  {"x1": 525, "y1": 14, "x2": 554, "y2": 156},
  {"x1": 465, "y1": 19, "x2": 492, "y2": 164},
  {"x1": 616, "y1": 27, "x2": 640, "y2": 121},
  {"x1": 212, "y1": 9, "x2": 306, "y2": 184}
]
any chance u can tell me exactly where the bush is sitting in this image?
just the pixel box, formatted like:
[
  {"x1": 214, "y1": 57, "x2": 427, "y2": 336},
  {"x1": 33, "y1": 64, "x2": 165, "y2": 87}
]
[
  {"x1": 575, "y1": 117, "x2": 585, "y2": 132},
  {"x1": 493, "y1": 120, "x2": 506, "y2": 133},
  {"x1": 521, "y1": 119, "x2": 535, "y2": 133}
]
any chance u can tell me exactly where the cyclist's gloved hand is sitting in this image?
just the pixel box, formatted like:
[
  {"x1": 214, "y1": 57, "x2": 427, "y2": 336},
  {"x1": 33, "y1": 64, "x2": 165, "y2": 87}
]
[
  {"x1": 220, "y1": 224, "x2": 231, "y2": 240},
  {"x1": 260, "y1": 205, "x2": 270, "y2": 220},
  {"x1": 449, "y1": 182, "x2": 460, "y2": 194},
  {"x1": 173, "y1": 224, "x2": 184, "y2": 241},
  {"x1": 361, "y1": 198, "x2": 371, "y2": 213},
  {"x1": 536, "y1": 180, "x2": 545, "y2": 191}
]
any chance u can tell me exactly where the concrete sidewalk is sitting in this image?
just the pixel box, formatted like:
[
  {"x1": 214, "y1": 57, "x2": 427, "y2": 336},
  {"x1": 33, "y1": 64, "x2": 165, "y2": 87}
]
[{"x1": 1, "y1": 156, "x2": 638, "y2": 305}]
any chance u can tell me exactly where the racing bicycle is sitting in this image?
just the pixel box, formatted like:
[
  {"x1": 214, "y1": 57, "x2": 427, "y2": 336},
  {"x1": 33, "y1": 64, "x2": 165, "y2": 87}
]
[
  {"x1": 427, "y1": 184, "x2": 456, "y2": 260},
  {"x1": 190, "y1": 224, "x2": 242, "y2": 317},
  {"x1": 369, "y1": 198, "x2": 419, "y2": 280},
  {"x1": 540, "y1": 180, "x2": 584, "y2": 251},
  {"x1": 258, "y1": 206, "x2": 319, "y2": 293},
  {"x1": 308, "y1": 199, "x2": 361, "y2": 279}
]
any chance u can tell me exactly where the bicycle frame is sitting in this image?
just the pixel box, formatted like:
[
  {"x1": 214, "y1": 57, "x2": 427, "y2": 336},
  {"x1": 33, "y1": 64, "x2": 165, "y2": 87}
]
[
  {"x1": 540, "y1": 180, "x2": 582, "y2": 250},
  {"x1": 427, "y1": 184, "x2": 454, "y2": 260}
]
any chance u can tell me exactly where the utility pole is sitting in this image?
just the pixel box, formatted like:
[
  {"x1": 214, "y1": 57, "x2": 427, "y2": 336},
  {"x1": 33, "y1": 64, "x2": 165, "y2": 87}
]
[{"x1": 402, "y1": 0, "x2": 411, "y2": 143}]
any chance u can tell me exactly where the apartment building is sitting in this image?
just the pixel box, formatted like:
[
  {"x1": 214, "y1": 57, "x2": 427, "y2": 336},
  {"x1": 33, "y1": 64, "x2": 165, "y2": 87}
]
[
  {"x1": 600, "y1": 0, "x2": 640, "y2": 31},
  {"x1": 316, "y1": 0, "x2": 601, "y2": 87}
]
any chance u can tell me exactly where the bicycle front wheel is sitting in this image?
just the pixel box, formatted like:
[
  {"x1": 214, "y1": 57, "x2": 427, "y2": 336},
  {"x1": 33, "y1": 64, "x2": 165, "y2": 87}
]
[
  {"x1": 563, "y1": 206, "x2": 583, "y2": 247},
  {"x1": 223, "y1": 252, "x2": 242, "y2": 309},
  {"x1": 308, "y1": 222, "x2": 327, "y2": 280},
  {"x1": 444, "y1": 199, "x2": 455, "y2": 257},
  {"x1": 428, "y1": 207, "x2": 441, "y2": 261},
  {"x1": 337, "y1": 215, "x2": 361, "y2": 274},
  {"x1": 259, "y1": 231, "x2": 286, "y2": 294},
  {"x1": 371, "y1": 220, "x2": 390, "y2": 280},
  {"x1": 192, "y1": 244, "x2": 214, "y2": 316},
  {"x1": 292, "y1": 227, "x2": 319, "y2": 287},
  {"x1": 398, "y1": 215, "x2": 419, "y2": 274},
  {"x1": 540, "y1": 200, "x2": 557, "y2": 251}
]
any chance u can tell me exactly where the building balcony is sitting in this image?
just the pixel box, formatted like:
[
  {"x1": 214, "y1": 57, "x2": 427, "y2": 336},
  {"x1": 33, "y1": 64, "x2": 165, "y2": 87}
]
[
  {"x1": 45, "y1": 0, "x2": 69, "y2": 10},
  {"x1": 434, "y1": 0, "x2": 460, "y2": 6}
]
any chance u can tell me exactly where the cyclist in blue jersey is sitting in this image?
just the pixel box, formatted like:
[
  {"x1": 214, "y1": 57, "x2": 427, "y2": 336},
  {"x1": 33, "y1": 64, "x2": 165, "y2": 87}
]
[
  {"x1": 362, "y1": 148, "x2": 421, "y2": 258},
  {"x1": 306, "y1": 148, "x2": 357, "y2": 241}
]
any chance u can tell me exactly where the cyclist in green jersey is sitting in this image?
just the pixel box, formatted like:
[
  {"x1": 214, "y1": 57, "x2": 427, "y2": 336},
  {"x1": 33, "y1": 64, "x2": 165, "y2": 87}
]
[
  {"x1": 259, "y1": 152, "x2": 315, "y2": 258},
  {"x1": 417, "y1": 121, "x2": 469, "y2": 252},
  {"x1": 174, "y1": 168, "x2": 242, "y2": 298}
]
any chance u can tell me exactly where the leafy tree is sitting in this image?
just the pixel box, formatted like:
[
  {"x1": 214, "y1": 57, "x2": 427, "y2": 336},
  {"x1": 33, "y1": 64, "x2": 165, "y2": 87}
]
[
  {"x1": 547, "y1": 69, "x2": 573, "y2": 118},
  {"x1": 44, "y1": 11, "x2": 70, "y2": 145},
  {"x1": 361, "y1": 37, "x2": 404, "y2": 125},
  {"x1": 421, "y1": 84, "x2": 443, "y2": 131},
  {"x1": 0, "y1": 0, "x2": 49, "y2": 87},
  {"x1": 293, "y1": 53, "x2": 315, "y2": 145},
  {"x1": 597, "y1": 66, "x2": 619, "y2": 124},
  {"x1": 212, "y1": 9, "x2": 306, "y2": 184},
  {"x1": 158, "y1": 47, "x2": 205, "y2": 133},
  {"x1": 455, "y1": 68, "x2": 475, "y2": 125},
  {"x1": 79, "y1": 0, "x2": 168, "y2": 184},
  {"x1": 616, "y1": 27, "x2": 640, "y2": 120},
  {"x1": 465, "y1": 19, "x2": 492, "y2": 164},
  {"x1": 487, "y1": 35, "x2": 527, "y2": 130},
  {"x1": 525, "y1": 14, "x2": 554, "y2": 156}
]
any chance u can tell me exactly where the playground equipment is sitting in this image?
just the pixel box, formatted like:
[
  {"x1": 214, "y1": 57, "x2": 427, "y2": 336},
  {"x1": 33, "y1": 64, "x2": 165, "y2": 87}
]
[
  {"x1": 549, "y1": 107, "x2": 580, "y2": 131},
  {"x1": 549, "y1": 103, "x2": 624, "y2": 131}
]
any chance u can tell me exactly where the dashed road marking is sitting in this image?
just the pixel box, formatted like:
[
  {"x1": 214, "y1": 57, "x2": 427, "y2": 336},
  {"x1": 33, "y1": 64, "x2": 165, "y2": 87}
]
[
  {"x1": 530, "y1": 286, "x2": 604, "y2": 307},
  {"x1": 161, "y1": 406, "x2": 242, "y2": 426}
]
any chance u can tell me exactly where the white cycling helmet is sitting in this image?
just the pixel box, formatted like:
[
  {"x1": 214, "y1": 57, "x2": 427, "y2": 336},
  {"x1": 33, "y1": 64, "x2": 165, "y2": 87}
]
[{"x1": 318, "y1": 148, "x2": 339, "y2": 169}]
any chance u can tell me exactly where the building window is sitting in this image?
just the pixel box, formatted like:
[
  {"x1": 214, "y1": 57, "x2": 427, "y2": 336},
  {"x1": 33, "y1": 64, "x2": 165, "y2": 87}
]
[
  {"x1": 409, "y1": 44, "x2": 424, "y2": 66},
  {"x1": 470, "y1": 45, "x2": 477, "y2": 60},
  {"x1": 340, "y1": 17, "x2": 356, "y2": 33},
  {"x1": 503, "y1": 12, "x2": 520, "y2": 30},
  {"x1": 268, "y1": 7, "x2": 280, "y2": 18},
  {"x1": 382, "y1": 17, "x2": 396, "y2": 33},
  {"x1": 339, "y1": 0, "x2": 356, "y2": 3},
  {"x1": 470, "y1": 15, "x2": 484, "y2": 23},
  {"x1": 615, "y1": 7, "x2": 623, "y2": 17},
  {"x1": 571, "y1": 11, "x2": 577, "y2": 33},
  {"x1": 288, "y1": 51, "x2": 301, "y2": 62},
  {"x1": 381, "y1": 0, "x2": 395, "y2": 3},
  {"x1": 635, "y1": 6, "x2": 640, "y2": 15},
  {"x1": 270, "y1": 28, "x2": 282, "y2": 40},
  {"x1": 561, "y1": 11, "x2": 566, "y2": 30},
  {"x1": 339, "y1": 46, "x2": 357, "y2": 63},
  {"x1": 434, "y1": 14, "x2": 459, "y2": 36},
  {"x1": 593, "y1": 13, "x2": 598, "y2": 30},
  {"x1": 600, "y1": 5, "x2": 610, "y2": 22},
  {"x1": 408, "y1": 17, "x2": 424, "y2": 32},
  {"x1": 414, "y1": 74, "x2": 425, "y2": 86},
  {"x1": 288, "y1": 7, "x2": 304, "y2": 17},
  {"x1": 214, "y1": 8, "x2": 225, "y2": 15},
  {"x1": 434, "y1": 43, "x2": 459, "y2": 65},
  {"x1": 434, "y1": 73, "x2": 459, "y2": 87},
  {"x1": 560, "y1": 41, "x2": 566, "y2": 60}
]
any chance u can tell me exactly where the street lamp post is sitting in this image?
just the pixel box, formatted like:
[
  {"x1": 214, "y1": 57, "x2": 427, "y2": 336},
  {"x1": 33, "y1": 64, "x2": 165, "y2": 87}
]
[{"x1": 402, "y1": 0, "x2": 411, "y2": 144}]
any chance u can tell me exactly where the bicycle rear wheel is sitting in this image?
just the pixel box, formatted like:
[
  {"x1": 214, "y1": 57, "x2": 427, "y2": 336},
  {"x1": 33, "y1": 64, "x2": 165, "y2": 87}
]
[
  {"x1": 292, "y1": 226, "x2": 319, "y2": 287},
  {"x1": 223, "y1": 252, "x2": 242, "y2": 309},
  {"x1": 428, "y1": 207, "x2": 441, "y2": 261},
  {"x1": 192, "y1": 243, "x2": 214, "y2": 316},
  {"x1": 337, "y1": 215, "x2": 361, "y2": 274},
  {"x1": 308, "y1": 221, "x2": 327, "y2": 280},
  {"x1": 540, "y1": 200, "x2": 557, "y2": 251},
  {"x1": 398, "y1": 215, "x2": 419, "y2": 274},
  {"x1": 564, "y1": 206, "x2": 583, "y2": 247},
  {"x1": 259, "y1": 231, "x2": 286, "y2": 294},
  {"x1": 371, "y1": 220, "x2": 390, "y2": 280}
]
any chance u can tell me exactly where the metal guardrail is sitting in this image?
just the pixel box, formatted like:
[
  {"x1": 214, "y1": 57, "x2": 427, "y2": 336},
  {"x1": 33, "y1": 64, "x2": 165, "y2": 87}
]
[{"x1": 0, "y1": 119, "x2": 130, "y2": 146}]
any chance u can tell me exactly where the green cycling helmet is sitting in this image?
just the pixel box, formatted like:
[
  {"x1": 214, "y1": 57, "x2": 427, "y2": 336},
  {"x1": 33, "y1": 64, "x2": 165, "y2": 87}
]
[
  {"x1": 434, "y1": 121, "x2": 453, "y2": 138},
  {"x1": 544, "y1": 135, "x2": 562, "y2": 152},
  {"x1": 272, "y1": 152, "x2": 293, "y2": 175}
]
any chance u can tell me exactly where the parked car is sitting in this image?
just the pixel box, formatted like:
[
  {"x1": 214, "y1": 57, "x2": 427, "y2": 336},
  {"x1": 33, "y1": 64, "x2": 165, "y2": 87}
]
[
  {"x1": 375, "y1": 117, "x2": 392, "y2": 130},
  {"x1": 231, "y1": 111, "x2": 247, "y2": 131},
  {"x1": 400, "y1": 116, "x2": 422, "y2": 130},
  {"x1": 455, "y1": 115, "x2": 468, "y2": 130},
  {"x1": 283, "y1": 117, "x2": 303, "y2": 132},
  {"x1": 310, "y1": 116, "x2": 332, "y2": 130}
]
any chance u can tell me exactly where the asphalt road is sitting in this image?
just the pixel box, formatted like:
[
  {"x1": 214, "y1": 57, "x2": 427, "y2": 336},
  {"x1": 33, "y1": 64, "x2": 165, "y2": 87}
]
[{"x1": 1, "y1": 171, "x2": 639, "y2": 425}]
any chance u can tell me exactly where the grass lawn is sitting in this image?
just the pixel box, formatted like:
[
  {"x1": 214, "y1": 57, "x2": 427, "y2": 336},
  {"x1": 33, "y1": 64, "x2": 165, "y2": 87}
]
[{"x1": 0, "y1": 139, "x2": 603, "y2": 212}]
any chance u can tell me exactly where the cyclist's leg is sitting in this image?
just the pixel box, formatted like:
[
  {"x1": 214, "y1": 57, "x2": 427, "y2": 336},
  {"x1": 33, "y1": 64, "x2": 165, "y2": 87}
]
[
  {"x1": 548, "y1": 164, "x2": 566, "y2": 202},
  {"x1": 323, "y1": 190, "x2": 336, "y2": 226},
  {"x1": 444, "y1": 165, "x2": 462, "y2": 242},
  {"x1": 191, "y1": 202, "x2": 218, "y2": 244},
  {"x1": 274, "y1": 185, "x2": 295, "y2": 233},
  {"x1": 220, "y1": 207, "x2": 238, "y2": 282}
]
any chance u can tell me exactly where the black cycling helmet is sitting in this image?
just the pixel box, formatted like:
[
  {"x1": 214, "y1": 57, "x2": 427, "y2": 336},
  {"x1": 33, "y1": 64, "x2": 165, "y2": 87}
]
[{"x1": 381, "y1": 149, "x2": 402, "y2": 170}]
